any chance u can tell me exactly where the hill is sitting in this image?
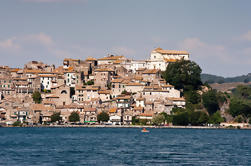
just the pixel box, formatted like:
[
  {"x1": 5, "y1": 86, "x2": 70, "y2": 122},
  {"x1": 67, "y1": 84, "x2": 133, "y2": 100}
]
[{"x1": 201, "y1": 73, "x2": 251, "y2": 84}]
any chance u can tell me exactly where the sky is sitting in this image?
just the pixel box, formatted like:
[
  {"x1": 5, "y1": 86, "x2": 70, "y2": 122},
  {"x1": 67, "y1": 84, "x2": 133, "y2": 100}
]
[{"x1": 0, "y1": 0, "x2": 251, "y2": 77}]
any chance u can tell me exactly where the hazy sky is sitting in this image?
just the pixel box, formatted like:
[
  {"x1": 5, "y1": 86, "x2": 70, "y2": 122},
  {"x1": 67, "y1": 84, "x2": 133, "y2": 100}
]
[{"x1": 0, "y1": 0, "x2": 251, "y2": 77}]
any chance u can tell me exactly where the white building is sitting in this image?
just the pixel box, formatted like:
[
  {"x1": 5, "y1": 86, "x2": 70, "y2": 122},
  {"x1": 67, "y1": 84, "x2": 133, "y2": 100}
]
[
  {"x1": 39, "y1": 74, "x2": 56, "y2": 90},
  {"x1": 123, "y1": 60, "x2": 146, "y2": 73},
  {"x1": 64, "y1": 71, "x2": 78, "y2": 88},
  {"x1": 147, "y1": 48, "x2": 189, "y2": 71}
]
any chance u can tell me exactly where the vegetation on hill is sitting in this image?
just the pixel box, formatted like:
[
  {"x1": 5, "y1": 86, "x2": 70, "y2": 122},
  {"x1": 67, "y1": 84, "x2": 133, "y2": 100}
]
[
  {"x1": 201, "y1": 73, "x2": 251, "y2": 84},
  {"x1": 161, "y1": 60, "x2": 229, "y2": 126},
  {"x1": 32, "y1": 91, "x2": 42, "y2": 104},
  {"x1": 228, "y1": 85, "x2": 251, "y2": 122},
  {"x1": 162, "y1": 60, "x2": 202, "y2": 91}
]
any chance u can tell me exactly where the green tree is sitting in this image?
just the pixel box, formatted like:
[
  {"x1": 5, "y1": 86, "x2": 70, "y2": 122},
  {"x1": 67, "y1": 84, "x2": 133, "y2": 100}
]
[
  {"x1": 132, "y1": 116, "x2": 139, "y2": 125},
  {"x1": 121, "y1": 90, "x2": 128, "y2": 95},
  {"x1": 85, "y1": 80, "x2": 94, "y2": 85},
  {"x1": 32, "y1": 91, "x2": 42, "y2": 104},
  {"x1": 139, "y1": 119, "x2": 148, "y2": 125},
  {"x1": 171, "y1": 107, "x2": 187, "y2": 115},
  {"x1": 160, "y1": 112, "x2": 173, "y2": 124},
  {"x1": 202, "y1": 90, "x2": 219, "y2": 115},
  {"x1": 152, "y1": 114, "x2": 165, "y2": 126},
  {"x1": 234, "y1": 115, "x2": 244, "y2": 123},
  {"x1": 162, "y1": 59, "x2": 202, "y2": 91},
  {"x1": 69, "y1": 111, "x2": 80, "y2": 122},
  {"x1": 229, "y1": 98, "x2": 251, "y2": 118},
  {"x1": 51, "y1": 112, "x2": 62, "y2": 123},
  {"x1": 208, "y1": 111, "x2": 224, "y2": 124},
  {"x1": 13, "y1": 121, "x2": 22, "y2": 127},
  {"x1": 189, "y1": 111, "x2": 209, "y2": 126},
  {"x1": 184, "y1": 90, "x2": 201, "y2": 105},
  {"x1": 198, "y1": 111, "x2": 209, "y2": 125},
  {"x1": 97, "y1": 111, "x2": 109, "y2": 122},
  {"x1": 173, "y1": 112, "x2": 189, "y2": 126}
]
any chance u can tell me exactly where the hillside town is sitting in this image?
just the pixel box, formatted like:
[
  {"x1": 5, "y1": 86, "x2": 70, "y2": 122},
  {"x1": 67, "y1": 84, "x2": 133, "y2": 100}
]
[{"x1": 0, "y1": 48, "x2": 189, "y2": 126}]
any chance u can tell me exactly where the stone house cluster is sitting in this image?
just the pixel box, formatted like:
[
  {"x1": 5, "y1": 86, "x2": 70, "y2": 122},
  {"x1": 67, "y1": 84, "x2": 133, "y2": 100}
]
[{"x1": 0, "y1": 48, "x2": 188, "y2": 125}]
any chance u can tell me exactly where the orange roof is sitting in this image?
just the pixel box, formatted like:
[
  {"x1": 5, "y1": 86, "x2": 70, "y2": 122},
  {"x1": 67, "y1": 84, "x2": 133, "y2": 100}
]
[
  {"x1": 64, "y1": 58, "x2": 79, "y2": 61},
  {"x1": 111, "y1": 79, "x2": 124, "y2": 83},
  {"x1": 98, "y1": 90, "x2": 111, "y2": 94},
  {"x1": 113, "y1": 60, "x2": 122, "y2": 64},
  {"x1": 95, "y1": 68, "x2": 114, "y2": 72},
  {"x1": 168, "y1": 97, "x2": 185, "y2": 101},
  {"x1": 23, "y1": 69, "x2": 41, "y2": 73},
  {"x1": 164, "y1": 58, "x2": 177, "y2": 63},
  {"x1": 109, "y1": 108, "x2": 117, "y2": 113},
  {"x1": 126, "y1": 82, "x2": 144, "y2": 86},
  {"x1": 39, "y1": 74, "x2": 57, "y2": 77},
  {"x1": 84, "y1": 107, "x2": 96, "y2": 112},
  {"x1": 114, "y1": 96, "x2": 131, "y2": 100},
  {"x1": 9, "y1": 68, "x2": 20, "y2": 72},
  {"x1": 134, "y1": 107, "x2": 144, "y2": 110},
  {"x1": 98, "y1": 55, "x2": 124, "y2": 61},
  {"x1": 45, "y1": 95, "x2": 59, "y2": 98},
  {"x1": 86, "y1": 57, "x2": 97, "y2": 61},
  {"x1": 162, "y1": 84, "x2": 174, "y2": 88},
  {"x1": 142, "y1": 69, "x2": 159, "y2": 74},
  {"x1": 136, "y1": 97, "x2": 145, "y2": 101},
  {"x1": 139, "y1": 113, "x2": 153, "y2": 117},
  {"x1": 153, "y1": 48, "x2": 189, "y2": 55}
]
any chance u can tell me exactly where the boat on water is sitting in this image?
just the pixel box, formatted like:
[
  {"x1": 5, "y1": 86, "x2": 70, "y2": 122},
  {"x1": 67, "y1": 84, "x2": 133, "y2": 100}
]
[{"x1": 141, "y1": 128, "x2": 149, "y2": 133}]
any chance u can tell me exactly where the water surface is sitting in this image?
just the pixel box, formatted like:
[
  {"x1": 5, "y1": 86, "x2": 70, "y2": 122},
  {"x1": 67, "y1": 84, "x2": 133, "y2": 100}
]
[{"x1": 0, "y1": 128, "x2": 251, "y2": 165}]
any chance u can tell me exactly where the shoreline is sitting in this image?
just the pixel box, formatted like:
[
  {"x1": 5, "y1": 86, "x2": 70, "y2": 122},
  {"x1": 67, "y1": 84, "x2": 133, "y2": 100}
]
[{"x1": 2, "y1": 124, "x2": 251, "y2": 129}]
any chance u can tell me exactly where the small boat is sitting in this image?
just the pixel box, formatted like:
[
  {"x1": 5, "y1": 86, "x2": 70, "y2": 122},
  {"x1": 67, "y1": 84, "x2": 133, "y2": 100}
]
[{"x1": 141, "y1": 128, "x2": 149, "y2": 133}]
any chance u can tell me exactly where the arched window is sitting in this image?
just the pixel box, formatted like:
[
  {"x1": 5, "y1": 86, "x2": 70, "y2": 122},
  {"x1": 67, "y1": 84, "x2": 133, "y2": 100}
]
[{"x1": 61, "y1": 90, "x2": 67, "y2": 94}]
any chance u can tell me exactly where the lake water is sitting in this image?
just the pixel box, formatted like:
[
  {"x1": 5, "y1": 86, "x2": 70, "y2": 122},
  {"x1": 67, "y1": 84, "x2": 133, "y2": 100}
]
[{"x1": 0, "y1": 128, "x2": 251, "y2": 166}]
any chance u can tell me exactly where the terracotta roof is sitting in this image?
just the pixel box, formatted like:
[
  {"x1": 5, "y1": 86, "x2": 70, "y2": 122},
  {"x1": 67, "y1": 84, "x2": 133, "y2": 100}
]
[
  {"x1": 64, "y1": 58, "x2": 79, "y2": 61},
  {"x1": 39, "y1": 74, "x2": 57, "y2": 77},
  {"x1": 86, "y1": 57, "x2": 97, "y2": 61},
  {"x1": 9, "y1": 68, "x2": 20, "y2": 72},
  {"x1": 23, "y1": 69, "x2": 41, "y2": 73},
  {"x1": 153, "y1": 48, "x2": 189, "y2": 55},
  {"x1": 31, "y1": 104, "x2": 46, "y2": 111},
  {"x1": 113, "y1": 60, "x2": 122, "y2": 64},
  {"x1": 94, "y1": 68, "x2": 114, "y2": 72},
  {"x1": 98, "y1": 90, "x2": 111, "y2": 94},
  {"x1": 109, "y1": 108, "x2": 117, "y2": 113},
  {"x1": 84, "y1": 107, "x2": 96, "y2": 112},
  {"x1": 98, "y1": 55, "x2": 124, "y2": 61},
  {"x1": 45, "y1": 95, "x2": 59, "y2": 98},
  {"x1": 168, "y1": 97, "x2": 185, "y2": 101},
  {"x1": 139, "y1": 113, "x2": 153, "y2": 117},
  {"x1": 134, "y1": 107, "x2": 144, "y2": 110},
  {"x1": 111, "y1": 79, "x2": 124, "y2": 83},
  {"x1": 136, "y1": 97, "x2": 145, "y2": 101},
  {"x1": 164, "y1": 58, "x2": 177, "y2": 63},
  {"x1": 142, "y1": 69, "x2": 160, "y2": 74},
  {"x1": 114, "y1": 96, "x2": 131, "y2": 100},
  {"x1": 162, "y1": 84, "x2": 174, "y2": 88},
  {"x1": 126, "y1": 82, "x2": 144, "y2": 86}
]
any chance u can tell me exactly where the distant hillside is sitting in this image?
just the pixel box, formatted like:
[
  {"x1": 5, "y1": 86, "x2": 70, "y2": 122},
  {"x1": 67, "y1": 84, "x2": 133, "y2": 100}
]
[{"x1": 201, "y1": 73, "x2": 251, "y2": 84}]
